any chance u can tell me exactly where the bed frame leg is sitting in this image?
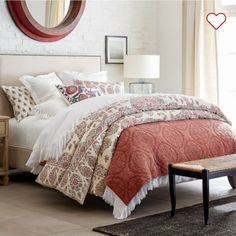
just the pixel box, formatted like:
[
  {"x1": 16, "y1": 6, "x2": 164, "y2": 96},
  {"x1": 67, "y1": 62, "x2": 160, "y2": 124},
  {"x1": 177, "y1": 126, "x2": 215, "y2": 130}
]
[{"x1": 228, "y1": 176, "x2": 236, "y2": 189}]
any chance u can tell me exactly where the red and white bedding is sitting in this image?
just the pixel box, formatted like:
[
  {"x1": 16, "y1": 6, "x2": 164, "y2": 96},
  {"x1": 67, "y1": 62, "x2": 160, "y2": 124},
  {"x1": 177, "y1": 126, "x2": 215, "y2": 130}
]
[
  {"x1": 26, "y1": 94, "x2": 236, "y2": 219},
  {"x1": 104, "y1": 119, "x2": 235, "y2": 218}
]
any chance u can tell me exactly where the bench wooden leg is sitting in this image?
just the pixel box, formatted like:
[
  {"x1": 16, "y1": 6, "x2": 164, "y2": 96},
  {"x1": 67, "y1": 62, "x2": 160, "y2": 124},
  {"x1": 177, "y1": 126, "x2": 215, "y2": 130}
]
[
  {"x1": 168, "y1": 164, "x2": 176, "y2": 217},
  {"x1": 202, "y1": 169, "x2": 209, "y2": 225},
  {"x1": 3, "y1": 176, "x2": 9, "y2": 186},
  {"x1": 228, "y1": 175, "x2": 236, "y2": 189}
]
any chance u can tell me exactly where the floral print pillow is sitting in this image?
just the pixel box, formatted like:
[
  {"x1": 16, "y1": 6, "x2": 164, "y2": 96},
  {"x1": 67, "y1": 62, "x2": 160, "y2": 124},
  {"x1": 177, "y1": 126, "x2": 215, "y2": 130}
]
[
  {"x1": 2, "y1": 86, "x2": 35, "y2": 122},
  {"x1": 74, "y1": 80, "x2": 124, "y2": 95},
  {"x1": 56, "y1": 85, "x2": 103, "y2": 105}
]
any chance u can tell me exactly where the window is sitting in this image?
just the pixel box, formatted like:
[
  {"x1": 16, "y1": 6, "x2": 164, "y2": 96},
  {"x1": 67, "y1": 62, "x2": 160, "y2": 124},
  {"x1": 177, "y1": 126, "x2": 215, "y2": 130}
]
[{"x1": 216, "y1": 1, "x2": 236, "y2": 126}]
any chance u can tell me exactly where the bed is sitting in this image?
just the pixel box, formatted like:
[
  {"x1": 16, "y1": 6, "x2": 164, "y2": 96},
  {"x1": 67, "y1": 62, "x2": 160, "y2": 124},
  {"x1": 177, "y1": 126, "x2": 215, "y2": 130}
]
[{"x1": 1, "y1": 54, "x2": 236, "y2": 220}]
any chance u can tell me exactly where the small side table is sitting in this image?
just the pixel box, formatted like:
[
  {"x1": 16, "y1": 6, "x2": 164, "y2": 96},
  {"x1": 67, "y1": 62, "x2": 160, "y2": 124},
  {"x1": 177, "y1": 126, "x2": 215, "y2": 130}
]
[
  {"x1": 129, "y1": 82, "x2": 153, "y2": 94},
  {"x1": 0, "y1": 116, "x2": 10, "y2": 185}
]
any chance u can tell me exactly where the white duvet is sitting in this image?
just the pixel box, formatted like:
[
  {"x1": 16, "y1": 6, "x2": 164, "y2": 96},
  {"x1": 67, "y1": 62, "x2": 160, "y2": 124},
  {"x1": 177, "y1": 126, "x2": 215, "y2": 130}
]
[{"x1": 26, "y1": 94, "x2": 136, "y2": 173}]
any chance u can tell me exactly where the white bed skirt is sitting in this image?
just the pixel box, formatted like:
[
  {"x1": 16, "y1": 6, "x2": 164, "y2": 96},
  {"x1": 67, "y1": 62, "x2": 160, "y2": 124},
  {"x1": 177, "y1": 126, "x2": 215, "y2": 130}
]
[{"x1": 103, "y1": 175, "x2": 194, "y2": 219}]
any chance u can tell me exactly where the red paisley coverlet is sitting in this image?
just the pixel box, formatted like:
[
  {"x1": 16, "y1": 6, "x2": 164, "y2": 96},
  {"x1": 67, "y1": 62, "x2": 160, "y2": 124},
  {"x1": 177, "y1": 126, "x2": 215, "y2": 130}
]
[
  {"x1": 106, "y1": 119, "x2": 236, "y2": 204},
  {"x1": 35, "y1": 94, "x2": 233, "y2": 215}
]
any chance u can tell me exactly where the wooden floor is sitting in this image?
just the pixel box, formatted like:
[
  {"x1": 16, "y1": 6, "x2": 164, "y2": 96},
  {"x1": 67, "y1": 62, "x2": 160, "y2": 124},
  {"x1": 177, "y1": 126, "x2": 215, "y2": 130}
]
[{"x1": 0, "y1": 174, "x2": 235, "y2": 236}]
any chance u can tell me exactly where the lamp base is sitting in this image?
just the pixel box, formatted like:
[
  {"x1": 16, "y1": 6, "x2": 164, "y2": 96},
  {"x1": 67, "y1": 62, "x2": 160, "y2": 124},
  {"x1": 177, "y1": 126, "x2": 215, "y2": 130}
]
[
  {"x1": 129, "y1": 81, "x2": 153, "y2": 94},
  {"x1": 138, "y1": 78, "x2": 145, "y2": 83}
]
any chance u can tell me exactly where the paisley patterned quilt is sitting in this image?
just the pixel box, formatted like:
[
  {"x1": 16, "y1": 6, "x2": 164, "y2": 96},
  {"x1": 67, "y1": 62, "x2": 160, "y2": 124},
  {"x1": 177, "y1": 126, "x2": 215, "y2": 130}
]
[
  {"x1": 35, "y1": 94, "x2": 234, "y2": 216},
  {"x1": 106, "y1": 119, "x2": 235, "y2": 205}
]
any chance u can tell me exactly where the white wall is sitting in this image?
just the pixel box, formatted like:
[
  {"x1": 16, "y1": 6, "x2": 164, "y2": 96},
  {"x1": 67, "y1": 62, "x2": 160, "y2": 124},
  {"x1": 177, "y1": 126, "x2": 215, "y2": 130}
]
[
  {"x1": 0, "y1": 0, "x2": 182, "y2": 93},
  {"x1": 152, "y1": 0, "x2": 183, "y2": 94}
]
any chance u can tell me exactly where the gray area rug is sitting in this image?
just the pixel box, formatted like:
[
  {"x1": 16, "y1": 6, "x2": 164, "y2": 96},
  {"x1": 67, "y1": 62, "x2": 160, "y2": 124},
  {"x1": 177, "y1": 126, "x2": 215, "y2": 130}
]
[{"x1": 93, "y1": 195, "x2": 236, "y2": 236}]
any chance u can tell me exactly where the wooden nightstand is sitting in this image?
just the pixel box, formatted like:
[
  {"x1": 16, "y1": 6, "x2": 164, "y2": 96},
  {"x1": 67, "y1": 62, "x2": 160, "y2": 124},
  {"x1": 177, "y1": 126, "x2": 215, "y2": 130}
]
[{"x1": 0, "y1": 116, "x2": 10, "y2": 185}]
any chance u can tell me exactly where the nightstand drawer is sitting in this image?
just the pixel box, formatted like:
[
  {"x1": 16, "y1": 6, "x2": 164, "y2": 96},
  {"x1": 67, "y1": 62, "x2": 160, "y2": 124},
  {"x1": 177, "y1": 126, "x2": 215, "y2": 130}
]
[
  {"x1": 0, "y1": 122, "x2": 6, "y2": 136},
  {"x1": 0, "y1": 116, "x2": 9, "y2": 185}
]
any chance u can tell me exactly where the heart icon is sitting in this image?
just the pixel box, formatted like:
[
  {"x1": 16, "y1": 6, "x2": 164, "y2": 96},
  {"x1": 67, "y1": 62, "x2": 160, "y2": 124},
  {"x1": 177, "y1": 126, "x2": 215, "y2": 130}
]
[{"x1": 206, "y1": 13, "x2": 226, "y2": 30}]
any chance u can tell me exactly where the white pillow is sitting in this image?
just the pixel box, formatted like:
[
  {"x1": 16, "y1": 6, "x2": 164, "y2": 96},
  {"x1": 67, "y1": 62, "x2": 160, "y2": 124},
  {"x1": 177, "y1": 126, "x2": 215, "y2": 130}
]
[
  {"x1": 32, "y1": 98, "x2": 68, "y2": 119},
  {"x1": 57, "y1": 71, "x2": 108, "y2": 85},
  {"x1": 19, "y1": 72, "x2": 63, "y2": 104}
]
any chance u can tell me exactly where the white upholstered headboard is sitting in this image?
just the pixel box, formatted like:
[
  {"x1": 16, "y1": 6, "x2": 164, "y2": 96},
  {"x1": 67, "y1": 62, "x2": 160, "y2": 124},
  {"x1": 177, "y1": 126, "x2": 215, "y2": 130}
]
[{"x1": 0, "y1": 54, "x2": 101, "y2": 116}]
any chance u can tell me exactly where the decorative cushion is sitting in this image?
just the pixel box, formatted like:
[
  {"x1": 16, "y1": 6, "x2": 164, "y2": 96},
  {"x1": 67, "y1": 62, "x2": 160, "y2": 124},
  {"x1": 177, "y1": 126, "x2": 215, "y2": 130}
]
[
  {"x1": 74, "y1": 80, "x2": 124, "y2": 95},
  {"x1": 56, "y1": 85, "x2": 103, "y2": 105},
  {"x1": 57, "y1": 71, "x2": 108, "y2": 85},
  {"x1": 19, "y1": 72, "x2": 63, "y2": 104},
  {"x1": 32, "y1": 98, "x2": 68, "y2": 119},
  {"x1": 2, "y1": 86, "x2": 35, "y2": 122}
]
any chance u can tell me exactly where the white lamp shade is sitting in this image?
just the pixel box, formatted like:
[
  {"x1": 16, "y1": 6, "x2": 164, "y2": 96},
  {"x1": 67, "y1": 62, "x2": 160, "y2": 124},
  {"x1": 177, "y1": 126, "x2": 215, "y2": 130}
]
[{"x1": 124, "y1": 55, "x2": 160, "y2": 79}]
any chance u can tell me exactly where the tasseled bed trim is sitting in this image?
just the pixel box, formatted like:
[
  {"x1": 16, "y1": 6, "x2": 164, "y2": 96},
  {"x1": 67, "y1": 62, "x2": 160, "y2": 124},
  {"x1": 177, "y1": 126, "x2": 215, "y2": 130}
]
[
  {"x1": 103, "y1": 175, "x2": 193, "y2": 219},
  {"x1": 32, "y1": 109, "x2": 52, "y2": 120},
  {"x1": 26, "y1": 118, "x2": 82, "y2": 174}
]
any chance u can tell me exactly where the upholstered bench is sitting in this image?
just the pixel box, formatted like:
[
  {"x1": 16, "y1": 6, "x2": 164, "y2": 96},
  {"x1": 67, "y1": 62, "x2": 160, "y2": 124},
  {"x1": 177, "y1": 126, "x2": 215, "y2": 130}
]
[{"x1": 168, "y1": 154, "x2": 236, "y2": 225}]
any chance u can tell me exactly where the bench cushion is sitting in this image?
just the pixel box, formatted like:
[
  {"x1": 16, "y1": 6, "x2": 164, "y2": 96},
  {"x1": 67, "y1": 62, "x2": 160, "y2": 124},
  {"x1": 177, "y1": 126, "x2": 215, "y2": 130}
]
[{"x1": 172, "y1": 154, "x2": 236, "y2": 173}]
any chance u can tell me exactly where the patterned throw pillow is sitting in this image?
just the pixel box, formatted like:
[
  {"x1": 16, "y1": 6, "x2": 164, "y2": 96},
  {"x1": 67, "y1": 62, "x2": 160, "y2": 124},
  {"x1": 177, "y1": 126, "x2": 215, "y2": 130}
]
[
  {"x1": 74, "y1": 80, "x2": 124, "y2": 94},
  {"x1": 56, "y1": 85, "x2": 103, "y2": 105},
  {"x1": 2, "y1": 86, "x2": 36, "y2": 122}
]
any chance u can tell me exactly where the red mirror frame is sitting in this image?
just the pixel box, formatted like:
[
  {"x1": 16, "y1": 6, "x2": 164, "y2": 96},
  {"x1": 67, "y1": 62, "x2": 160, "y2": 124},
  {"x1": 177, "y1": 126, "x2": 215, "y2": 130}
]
[{"x1": 7, "y1": 0, "x2": 86, "y2": 42}]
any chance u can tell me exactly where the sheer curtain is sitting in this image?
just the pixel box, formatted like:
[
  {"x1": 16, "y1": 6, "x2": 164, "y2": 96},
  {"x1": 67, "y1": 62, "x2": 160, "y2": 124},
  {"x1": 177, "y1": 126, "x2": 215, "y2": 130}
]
[
  {"x1": 45, "y1": 0, "x2": 65, "y2": 28},
  {"x1": 182, "y1": 0, "x2": 219, "y2": 105}
]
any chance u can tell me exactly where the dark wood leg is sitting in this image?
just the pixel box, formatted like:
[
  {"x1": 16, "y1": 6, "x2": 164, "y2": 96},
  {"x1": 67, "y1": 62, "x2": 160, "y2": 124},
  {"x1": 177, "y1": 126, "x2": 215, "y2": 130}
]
[
  {"x1": 228, "y1": 175, "x2": 236, "y2": 189},
  {"x1": 202, "y1": 169, "x2": 209, "y2": 225},
  {"x1": 3, "y1": 176, "x2": 9, "y2": 186},
  {"x1": 168, "y1": 164, "x2": 176, "y2": 217}
]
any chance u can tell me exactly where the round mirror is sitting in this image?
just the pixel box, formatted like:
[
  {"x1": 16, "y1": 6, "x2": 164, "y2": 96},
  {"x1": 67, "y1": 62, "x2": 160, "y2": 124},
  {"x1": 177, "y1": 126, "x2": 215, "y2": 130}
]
[
  {"x1": 7, "y1": 0, "x2": 86, "y2": 42},
  {"x1": 26, "y1": 0, "x2": 70, "y2": 28}
]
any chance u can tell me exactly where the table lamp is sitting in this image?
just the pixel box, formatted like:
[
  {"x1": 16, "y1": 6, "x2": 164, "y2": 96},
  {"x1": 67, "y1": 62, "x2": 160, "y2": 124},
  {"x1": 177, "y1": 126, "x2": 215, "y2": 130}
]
[{"x1": 124, "y1": 55, "x2": 160, "y2": 94}]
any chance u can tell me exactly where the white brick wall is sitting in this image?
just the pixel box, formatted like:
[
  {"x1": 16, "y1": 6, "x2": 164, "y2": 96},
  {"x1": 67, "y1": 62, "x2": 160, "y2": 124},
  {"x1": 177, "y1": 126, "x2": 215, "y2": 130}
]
[{"x1": 0, "y1": 0, "x2": 183, "y2": 93}]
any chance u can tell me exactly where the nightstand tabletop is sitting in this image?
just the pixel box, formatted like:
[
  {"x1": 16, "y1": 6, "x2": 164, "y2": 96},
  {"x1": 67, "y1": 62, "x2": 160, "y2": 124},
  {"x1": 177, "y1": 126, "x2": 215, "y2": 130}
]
[{"x1": 0, "y1": 116, "x2": 10, "y2": 120}]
